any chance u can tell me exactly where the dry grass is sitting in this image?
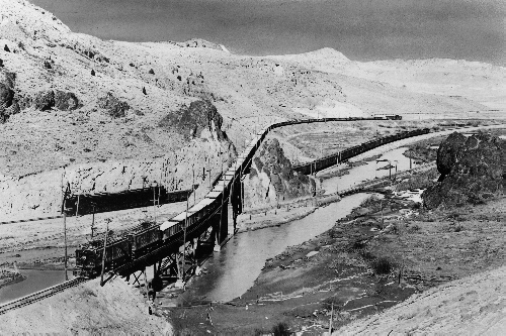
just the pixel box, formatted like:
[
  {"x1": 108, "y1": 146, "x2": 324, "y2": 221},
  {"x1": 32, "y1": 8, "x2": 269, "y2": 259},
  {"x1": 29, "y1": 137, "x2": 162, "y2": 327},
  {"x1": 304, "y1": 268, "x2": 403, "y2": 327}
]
[
  {"x1": 394, "y1": 168, "x2": 439, "y2": 191},
  {"x1": 0, "y1": 278, "x2": 170, "y2": 334}
]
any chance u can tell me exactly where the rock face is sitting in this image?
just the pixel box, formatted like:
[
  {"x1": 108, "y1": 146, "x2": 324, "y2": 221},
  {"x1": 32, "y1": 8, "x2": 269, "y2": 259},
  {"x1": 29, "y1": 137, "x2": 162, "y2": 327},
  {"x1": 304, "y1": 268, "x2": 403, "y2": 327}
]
[
  {"x1": 422, "y1": 132, "x2": 505, "y2": 209},
  {"x1": 243, "y1": 137, "x2": 315, "y2": 208},
  {"x1": 436, "y1": 132, "x2": 467, "y2": 178},
  {"x1": 0, "y1": 72, "x2": 19, "y2": 123},
  {"x1": 34, "y1": 90, "x2": 80, "y2": 111},
  {"x1": 54, "y1": 90, "x2": 80, "y2": 110},
  {"x1": 0, "y1": 101, "x2": 236, "y2": 218},
  {"x1": 34, "y1": 90, "x2": 55, "y2": 111},
  {"x1": 97, "y1": 92, "x2": 130, "y2": 118},
  {"x1": 159, "y1": 100, "x2": 225, "y2": 140}
]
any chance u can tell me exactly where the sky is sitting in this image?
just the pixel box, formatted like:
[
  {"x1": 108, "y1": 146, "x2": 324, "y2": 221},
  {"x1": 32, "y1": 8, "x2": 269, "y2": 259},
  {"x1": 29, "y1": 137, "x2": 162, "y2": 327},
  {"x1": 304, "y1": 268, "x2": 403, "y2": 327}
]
[{"x1": 31, "y1": 0, "x2": 506, "y2": 64}]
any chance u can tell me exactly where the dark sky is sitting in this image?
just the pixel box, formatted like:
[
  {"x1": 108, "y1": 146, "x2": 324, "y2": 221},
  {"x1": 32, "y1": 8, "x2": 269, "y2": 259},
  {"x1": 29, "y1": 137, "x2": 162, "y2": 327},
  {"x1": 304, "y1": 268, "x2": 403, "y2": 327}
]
[{"x1": 32, "y1": 0, "x2": 506, "y2": 64}]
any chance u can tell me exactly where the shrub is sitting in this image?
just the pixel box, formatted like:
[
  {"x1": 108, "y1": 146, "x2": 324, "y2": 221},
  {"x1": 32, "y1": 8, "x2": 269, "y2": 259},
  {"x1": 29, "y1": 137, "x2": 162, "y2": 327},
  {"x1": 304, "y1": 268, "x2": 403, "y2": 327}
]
[
  {"x1": 79, "y1": 287, "x2": 97, "y2": 298},
  {"x1": 252, "y1": 328, "x2": 265, "y2": 336},
  {"x1": 371, "y1": 257, "x2": 392, "y2": 275},
  {"x1": 321, "y1": 297, "x2": 344, "y2": 311},
  {"x1": 272, "y1": 322, "x2": 290, "y2": 336},
  {"x1": 408, "y1": 224, "x2": 420, "y2": 233}
]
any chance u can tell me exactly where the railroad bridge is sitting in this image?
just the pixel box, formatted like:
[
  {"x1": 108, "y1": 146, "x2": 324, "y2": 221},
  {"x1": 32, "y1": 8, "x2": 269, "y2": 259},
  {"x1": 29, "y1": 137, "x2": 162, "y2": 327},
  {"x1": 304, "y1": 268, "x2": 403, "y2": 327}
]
[{"x1": 69, "y1": 118, "x2": 431, "y2": 289}]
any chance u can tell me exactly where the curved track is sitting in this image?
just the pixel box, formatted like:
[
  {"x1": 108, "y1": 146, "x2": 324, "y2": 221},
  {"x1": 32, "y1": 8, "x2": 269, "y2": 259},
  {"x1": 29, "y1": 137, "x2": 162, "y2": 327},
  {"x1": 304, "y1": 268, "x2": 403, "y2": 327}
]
[
  {"x1": 3, "y1": 118, "x2": 503, "y2": 314},
  {"x1": 75, "y1": 117, "x2": 505, "y2": 278}
]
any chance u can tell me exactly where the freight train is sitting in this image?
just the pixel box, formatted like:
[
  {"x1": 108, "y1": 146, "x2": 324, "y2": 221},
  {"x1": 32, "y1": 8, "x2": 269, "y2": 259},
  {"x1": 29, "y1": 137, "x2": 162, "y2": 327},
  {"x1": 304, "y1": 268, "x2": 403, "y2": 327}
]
[
  {"x1": 74, "y1": 117, "x2": 428, "y2": 279},
  {"x1": 292, "y1": 127, "x2": 430, "y2": 174}
]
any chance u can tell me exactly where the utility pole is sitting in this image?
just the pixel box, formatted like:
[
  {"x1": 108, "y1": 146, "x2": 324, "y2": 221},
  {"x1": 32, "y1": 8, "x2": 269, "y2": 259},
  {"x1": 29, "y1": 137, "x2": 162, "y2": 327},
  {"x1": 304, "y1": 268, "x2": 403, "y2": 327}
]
[
  {"x1": 91, "y1": 204, "x2": 96, "y2": 239},
  {"x1": 100, "y1": 219, "x2": 110, "y2": 286},
  {"x1": 192, "y1": 168, "x2": 196, "y2": 204},
  {"x1": 63, "y1": 212, "x2": 68, "y2": 281},
  {"x1": 61, "y1": 183, "x2": 70, "y2": 281},
  {"x1": 216, "y1": 161, "x2": 225, "y2": 251},
  {"x1": 142, "y1": 176, "x2": 148, "y2": 214},
  {"x1": 181, "y1": 196, "x2": 188, "y2": 281},
  {"x1": 152, "y1": 182, "x2": 157, "y2": 224},
  {"x1": 75, "y1": 194, "x2": 80, "y2": 217},
  {"x1": 329, "y1": 301, "x2": 334, "y2": 335}
]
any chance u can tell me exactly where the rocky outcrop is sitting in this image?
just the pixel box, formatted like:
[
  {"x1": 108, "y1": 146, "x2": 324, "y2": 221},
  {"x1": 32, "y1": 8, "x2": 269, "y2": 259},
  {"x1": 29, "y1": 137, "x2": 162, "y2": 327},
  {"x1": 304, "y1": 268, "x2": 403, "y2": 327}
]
[
  {"x1": 97, "y1": 92, "x2": 130, "y2": 118},
  {"x1": 243, "y1": 138, "x2": 315, "y2": 209},
  {"x1": 34, "y1": 90, "x2": 55, "y2": 111},
  {"x1": 0, "y1": 101, "x2": 236, "y2": 218},
  {"x1": 0, "y1": 72, "x2": 20, "y2": 123},
  {"x1": 54, "y1": 90, "x2": 79, "y2": 110},
  {"x1": 422, "y1": 132, "x2": 505, "y2": 209},
  {"x1": 436, "y1": 132, "x2": 467, "y2": 178},
  {"x1": 159, "y1": 100, "x2": 226, "y2": 140},
  {"x1": 34, "y1": 89, "x2": 80, "y2": 111}
]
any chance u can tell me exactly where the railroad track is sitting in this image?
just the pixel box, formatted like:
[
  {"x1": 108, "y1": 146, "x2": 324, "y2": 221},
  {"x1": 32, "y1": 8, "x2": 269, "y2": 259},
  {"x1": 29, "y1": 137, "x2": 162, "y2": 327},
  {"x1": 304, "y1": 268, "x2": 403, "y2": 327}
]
[
  {"x1": 0, "y1": 277, "x2": 88, "y2": 316},
  {"x1": 1, "y1": 119, "x2": 503, "y2": 310}
]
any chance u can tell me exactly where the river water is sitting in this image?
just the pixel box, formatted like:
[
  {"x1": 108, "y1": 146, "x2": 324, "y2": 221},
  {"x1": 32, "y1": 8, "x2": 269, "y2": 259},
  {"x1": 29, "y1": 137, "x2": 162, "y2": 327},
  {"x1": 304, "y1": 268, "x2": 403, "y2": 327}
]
[
  {"x1": 187, "y1": 146, "x2": 414, "y2": 302},
  {"x1": 321, "y1": 146, "x2": 413, "y2": 194},
  {"x1": 0, "y1": 270, "x2": 72, "y2": 304},
  {"x1": 187, "y1": 193, "x2": 369, "y2": 303},
  {"x1": 0, "y1": 145, "x2": 412, "y2": 303}
]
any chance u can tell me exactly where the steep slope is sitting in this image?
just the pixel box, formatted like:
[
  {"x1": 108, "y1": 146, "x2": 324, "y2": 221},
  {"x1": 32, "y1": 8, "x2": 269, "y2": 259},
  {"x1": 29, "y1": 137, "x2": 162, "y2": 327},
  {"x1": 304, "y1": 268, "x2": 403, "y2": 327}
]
[
  {"x1": 0, "y1": 278, "x2": 171, "y2": 334},
  {"x1": 336, "y1": 265, "x2": 506, "y2": 335}
]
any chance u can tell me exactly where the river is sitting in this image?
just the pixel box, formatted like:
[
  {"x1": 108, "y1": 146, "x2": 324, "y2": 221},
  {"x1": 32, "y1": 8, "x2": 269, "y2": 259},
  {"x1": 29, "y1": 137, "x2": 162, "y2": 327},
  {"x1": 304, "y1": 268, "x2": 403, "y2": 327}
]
[
  {"x1": 0, "y1": 145, "x2": 414, "y2": 304},
  {"x1": 186, "y1": 145, "x2": 416, "y2": 302},
  {"x1": 0, "y1": 269, "x2": 72, "y2": 304},
  {"x1": 321, "y1": 146, "x2": 414, "y2": 194},
  {"x1": 187, "y1": 193, "x2": 370, "y2": 303}
]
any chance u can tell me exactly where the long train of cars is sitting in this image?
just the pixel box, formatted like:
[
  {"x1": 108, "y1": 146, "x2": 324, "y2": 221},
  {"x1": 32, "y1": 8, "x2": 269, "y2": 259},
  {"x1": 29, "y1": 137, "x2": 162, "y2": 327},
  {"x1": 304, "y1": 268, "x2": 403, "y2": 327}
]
[
  {"x1": 64, "y1": 188, "x2": 191, "y2": 217},
  {"x1": 75, "y1": 116, "x2": 434, "y2": 279},
  {"x1": 292, "y1": 127, "x2": 430, "y2": 174}
]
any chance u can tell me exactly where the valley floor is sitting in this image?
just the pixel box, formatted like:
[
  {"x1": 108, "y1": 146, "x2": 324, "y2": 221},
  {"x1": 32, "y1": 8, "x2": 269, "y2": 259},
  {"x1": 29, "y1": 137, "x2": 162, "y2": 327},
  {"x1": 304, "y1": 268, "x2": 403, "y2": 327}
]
[{"x1": 162, "y1": 187, "x2": 506, "y2": 335}]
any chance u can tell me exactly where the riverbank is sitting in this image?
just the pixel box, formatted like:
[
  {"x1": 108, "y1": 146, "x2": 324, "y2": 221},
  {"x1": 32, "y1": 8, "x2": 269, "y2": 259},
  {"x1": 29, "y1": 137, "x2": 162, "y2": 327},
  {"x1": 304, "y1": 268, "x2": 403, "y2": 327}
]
[
  {"x1": 237, "y1": 205, "x2": 318, "y2": 233},
  {"x1": 163, "y1": 183, "x2": 505, "y2": 335}
]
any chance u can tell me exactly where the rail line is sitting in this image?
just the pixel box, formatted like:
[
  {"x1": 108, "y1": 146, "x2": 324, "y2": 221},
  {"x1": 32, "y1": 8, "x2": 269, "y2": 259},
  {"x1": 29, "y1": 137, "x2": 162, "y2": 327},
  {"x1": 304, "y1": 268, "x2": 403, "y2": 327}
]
[
  {"x1": 0, "y1": 277, "x2": 88, "y2": 315},
  {"x1": 0, "y1": 163, "x2": 435, "y2": 315},
  {"x1": 69, "y1": 118, "x2": 505, "y2": 277},
  {"x1": 0, "y1": 215, "x2": 64, "y2": 225},
  {"x1": 1, "y1": 119, "x2": 503, "y2": 313}
]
